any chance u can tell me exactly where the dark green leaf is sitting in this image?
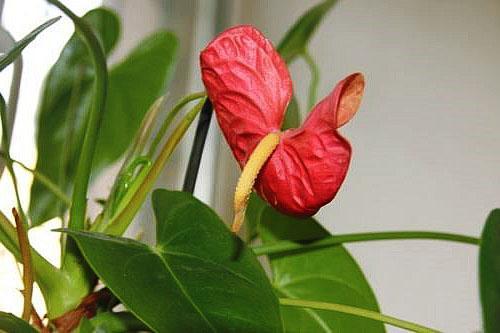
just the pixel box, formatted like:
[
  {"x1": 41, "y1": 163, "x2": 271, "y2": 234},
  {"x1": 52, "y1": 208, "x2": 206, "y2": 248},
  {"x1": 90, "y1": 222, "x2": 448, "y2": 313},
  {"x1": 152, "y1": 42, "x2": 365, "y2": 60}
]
[
  {"x1": 277, "y1": 0, "x2": 336, "y2": 63},
  {"x1": 258, "y1": 207, "x2": 385, "y2": 332},
  {"x1": 0, "y1": 312, "x2": 37, "y2": 333},
  {"x1": 65, "y1": 190, "x2": 282, "y2": 333},
  {"x1": 30, "y1": 7, "x2": 178, "y2": 226},
  {"x1": 480, "y1": 209, "x2": 500, "y2": 333},
  {"x1": 75, "y1": 311, "x2": 149, "y2": 333},
  {"x1": 94, "y1": 32, "x2": 177, "y2": 168},
  {"x1": 0, "y1": 17, "x2": 60, "y2": 72}
]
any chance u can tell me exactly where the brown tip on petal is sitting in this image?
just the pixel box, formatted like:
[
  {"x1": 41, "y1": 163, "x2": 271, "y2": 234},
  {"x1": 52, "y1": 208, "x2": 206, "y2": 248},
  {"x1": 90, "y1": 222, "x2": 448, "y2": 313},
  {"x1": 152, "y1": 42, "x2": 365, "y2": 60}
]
[{"x1": 337, "y1": 73, "x2": 365, "y2": 128}]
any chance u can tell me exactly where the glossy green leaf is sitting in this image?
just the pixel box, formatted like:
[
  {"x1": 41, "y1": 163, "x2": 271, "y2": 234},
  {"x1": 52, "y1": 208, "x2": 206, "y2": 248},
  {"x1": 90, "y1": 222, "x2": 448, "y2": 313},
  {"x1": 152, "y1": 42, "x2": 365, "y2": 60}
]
[
  {"x1": 0, "y1": 17, "x2": 60, "y2": 72},
  {"x1": 480, "y1": 209, "x2": 500, "y2": 333},
  {"x1": 0, "y1": 312, "x2": 37, "y2": 333},
  {"x1": 258, "y1": 207, "x2": 385, "y2": 332},
  {"x1": 277, "y1": 0, "x2": 336, "y2": 63},
  {"x1": 30, "y1": 7, "x2": 178, "y2": 226},
  {"x1": 75, "y1": 312, "x2": 149, "y2": 333},
  {"x1": 65, "y1": 190, "x2": 282, "y2": 333}
]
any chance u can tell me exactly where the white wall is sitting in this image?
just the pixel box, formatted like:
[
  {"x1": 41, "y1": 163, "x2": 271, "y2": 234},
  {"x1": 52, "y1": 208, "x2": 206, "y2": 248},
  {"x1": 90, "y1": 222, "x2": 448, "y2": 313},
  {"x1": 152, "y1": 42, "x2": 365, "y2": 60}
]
[{"x1": 216, "y1": 0, "x2": 500, "y2": 332}]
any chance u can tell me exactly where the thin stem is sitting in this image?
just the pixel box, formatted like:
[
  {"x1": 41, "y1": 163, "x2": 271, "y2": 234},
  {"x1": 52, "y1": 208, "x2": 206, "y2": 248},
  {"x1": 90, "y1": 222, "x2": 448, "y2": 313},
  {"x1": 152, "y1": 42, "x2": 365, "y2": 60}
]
[
  {"x1": 12, "y1": 208, "x2": 33, "y2": 321},
  {"x1": 104, "y1": 98, "x2": 206, "y2": 236},
  {"x1": 0, "y1": 210, "x2": 63, "y2": 293},
  {"x1": 148, "y1": 91, "x2": 206, "y2": 157},
  {"x1": 0, "y1": 93, "x2": 26, "y2": 224},
  {"x1": 48, "y1": 0, "x2": 108, "y2": 234},
  {"x1": 302, "y1": 50, "x2": 319, "y2": 110},
  {"x1": 48, "y1": 0, "x2": 107, "y2": 313},
  {"x1": 252, "y1": 231, "x2": 479, "y2": 256},
  {"x1": 0, "y1": 151, "x2": 71, "y2": 205},
  {"x1": 279, "y1": 298, "x2": 440, "y2": 333},
  {"x1": 182, "y1": 98, "x2": 213, "y2": 193}
]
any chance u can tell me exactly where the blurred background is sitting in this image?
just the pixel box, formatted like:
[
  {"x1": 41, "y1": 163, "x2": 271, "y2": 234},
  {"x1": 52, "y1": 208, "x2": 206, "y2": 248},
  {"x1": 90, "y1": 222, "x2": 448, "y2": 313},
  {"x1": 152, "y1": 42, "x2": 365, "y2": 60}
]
[{"x1": 1, "y1": 0, "x2": 499, "y2": 332}]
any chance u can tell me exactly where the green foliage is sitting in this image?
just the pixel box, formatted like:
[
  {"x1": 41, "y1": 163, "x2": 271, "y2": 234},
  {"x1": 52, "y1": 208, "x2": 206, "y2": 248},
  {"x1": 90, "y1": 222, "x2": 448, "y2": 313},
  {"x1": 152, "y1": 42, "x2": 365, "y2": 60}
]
[
  {"x1": 258, "y1": 207, "x2": 385, "y2": 332},
  {"x1": 0, "y1": 17, "x2": 60, "y2": 72},
  {"x1": 65, "y1": 190, "x2": 282, "y2": 333},
  {"x1": 30, "y1": 8, "x2": 178, "y2": 226},
  {"x1": 277, "y1": 0, "x2": 336, "y2": 63},
  {"x1": 0, "y1": 312, "x2": 37, "y2": 333},
  {"x1": 480, "y1": 209, "x2": 500, "y2": 333},
  {"x1": 75, "y1": 312, "x2": 149, "y2": 333}
]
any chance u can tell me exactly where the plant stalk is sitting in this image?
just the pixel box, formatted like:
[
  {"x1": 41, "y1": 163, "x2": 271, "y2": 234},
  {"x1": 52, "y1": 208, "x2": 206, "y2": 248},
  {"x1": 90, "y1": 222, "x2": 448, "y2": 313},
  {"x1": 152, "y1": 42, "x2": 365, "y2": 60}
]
[
  {"x1": 279, "y1": 298, "x2": 440, "y2": 332},
  {"x1": 252, "y1": 231, "x2": 479, "y2": 256},
  {"x1": 182, "y1": 98, "x2": 213, "y2": 193},
  {"x1": 12, "y1": 208, "x2": 33, "y2": 321}
]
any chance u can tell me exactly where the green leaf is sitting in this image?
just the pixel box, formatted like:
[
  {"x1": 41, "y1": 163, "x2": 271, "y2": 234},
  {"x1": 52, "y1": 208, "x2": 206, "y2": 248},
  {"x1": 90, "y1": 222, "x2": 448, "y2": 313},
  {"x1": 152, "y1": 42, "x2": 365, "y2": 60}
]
[
  {"x1": 0, "y1": 17, "x2": 60, "y2": 72},
  {"x1": 282, "y1": 97, "x2": 301, "y2": 130},
  {"x1": 75, "y1": 312, "x2": 149, "y2": 333},
  {"x1": 480, "y1": 209, "x2": 500, "y2": 333},
  {"x1": 258, "y1": 207, "x2": 385, "y2": 333},
  {"x1": 0, "y1": 312, "x2": 37, "y2": 333},
  {"x1": 30, "y1": 7, "x2": 178, "y2": 226},
  {"x1": 65, "y1": 190, "x2": 283, "y2": 333},
  {"x1": 277, "y1": 0, "x2": 336, "y2": 63}
]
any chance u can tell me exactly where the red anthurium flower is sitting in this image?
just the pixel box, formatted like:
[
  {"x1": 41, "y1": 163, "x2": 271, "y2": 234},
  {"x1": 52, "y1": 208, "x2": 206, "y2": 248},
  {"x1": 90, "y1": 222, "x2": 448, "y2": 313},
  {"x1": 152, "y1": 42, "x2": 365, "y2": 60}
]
[{"x1": 201, "y1": 25, "x2": 364, "y2": 219}]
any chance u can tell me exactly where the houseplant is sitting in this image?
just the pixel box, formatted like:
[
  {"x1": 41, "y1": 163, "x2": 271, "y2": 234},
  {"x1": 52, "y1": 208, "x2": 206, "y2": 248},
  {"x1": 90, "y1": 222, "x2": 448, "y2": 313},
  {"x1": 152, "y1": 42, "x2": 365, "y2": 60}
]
[{"x1": 0, "y1": 1, "x2": 498, "y2": 332}]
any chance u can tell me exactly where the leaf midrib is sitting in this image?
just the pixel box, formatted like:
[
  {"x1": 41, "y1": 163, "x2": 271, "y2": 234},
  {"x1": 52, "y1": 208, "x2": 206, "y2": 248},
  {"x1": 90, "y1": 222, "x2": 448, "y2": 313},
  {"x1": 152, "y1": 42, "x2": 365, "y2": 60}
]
[{"x1": 152, "y1": 248, "x2": 217, "y2": 332}]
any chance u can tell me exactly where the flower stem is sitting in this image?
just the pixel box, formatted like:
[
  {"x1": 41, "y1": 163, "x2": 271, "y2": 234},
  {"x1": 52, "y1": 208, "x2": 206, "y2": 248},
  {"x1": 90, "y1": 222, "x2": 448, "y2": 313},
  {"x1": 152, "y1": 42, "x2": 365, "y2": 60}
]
[
  {"x1": 279, "y1": 298, "x2": 441, "y2": 333},
  {"x1": 252, "y1": 231, "x2": 479, "y2": 256},
  {"x1": 182, "y1": 98, "x2": 212, "y2": 193}
]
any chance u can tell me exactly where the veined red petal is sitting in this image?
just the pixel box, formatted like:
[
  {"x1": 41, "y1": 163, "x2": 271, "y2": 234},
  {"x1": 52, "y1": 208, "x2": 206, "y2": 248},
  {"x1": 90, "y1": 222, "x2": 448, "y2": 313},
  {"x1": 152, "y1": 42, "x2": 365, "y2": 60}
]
[
  {"x1": 254, "y1": 73, "x2": 364, "y2": 216},
  {"x1": 200, "y1": 25, "x2": 292, "y2": 166}
]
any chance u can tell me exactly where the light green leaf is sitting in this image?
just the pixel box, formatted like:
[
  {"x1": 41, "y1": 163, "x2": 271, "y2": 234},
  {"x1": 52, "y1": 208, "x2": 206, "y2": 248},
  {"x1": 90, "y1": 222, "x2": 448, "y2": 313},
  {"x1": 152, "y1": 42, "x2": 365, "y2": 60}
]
[
  {"x1": 75, "y1": 311, "x2": 149, "y2": 333},
  {"x1": 258, "y1": 207, "x2": 385, "y2": 333},
  {"x1": 277, "y1": 0, "x2": 336, "y2": 63},
  {"x1": 480, "y1": 209, "x2": 500, "y2": 333},
  {"x1": 30, "y1": 7, "x2": 178, "y2": 226},
  {"x1": 0, "y1": 312, "x2": 37, "y2": 333},
  {"x1": 0, "y1": 17, "x2": 60, "y2": 72},
  {"x1": 65, "y1": 190, "x2": 283, "y2": 333}
]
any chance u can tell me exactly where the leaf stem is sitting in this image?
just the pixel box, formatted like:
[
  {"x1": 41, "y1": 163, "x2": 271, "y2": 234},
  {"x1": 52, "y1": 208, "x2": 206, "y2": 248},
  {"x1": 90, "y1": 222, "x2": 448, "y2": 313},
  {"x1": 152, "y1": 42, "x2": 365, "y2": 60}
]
[
  {"x1": 148, "y1": 91, "x2": 206, "y2": 157},
  {"x1": 0, "y1": 93, "x2": 27, "y2": 224},
  {"x1": 48, "y1": 0, "x2": 107, "y2": 314},
  {"x1": 252, "y1": 231, "x2": 479, "y2": 256},
  {"x1": 0, "y1": 151, "x2": 71, "y2": 206},
  {"x1": 104, "y1": 98, "x2": 206, "y2": 236},
  {"x1": 279, "y1": 298, "x2": 441, "y2": 333},
  {"x1": 48, "y1": 0, "x2": 108, "y2": 235},
  {"x1": 12, "y1": 208, "x2": 33, "y2": 321},
  {"x1": 302, "y1": 50, "x2": 319, "y2": 110}
]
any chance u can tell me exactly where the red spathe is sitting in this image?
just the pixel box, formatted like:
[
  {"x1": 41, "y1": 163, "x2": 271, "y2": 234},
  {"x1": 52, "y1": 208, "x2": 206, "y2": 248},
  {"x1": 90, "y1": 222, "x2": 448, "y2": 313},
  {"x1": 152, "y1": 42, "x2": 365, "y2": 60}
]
[{"x1": 201, "y1": 25, "x2": 364, "y2": 217}]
